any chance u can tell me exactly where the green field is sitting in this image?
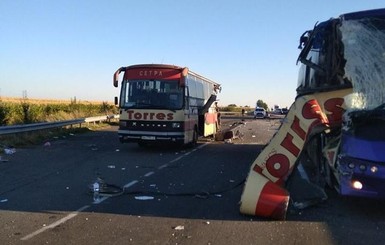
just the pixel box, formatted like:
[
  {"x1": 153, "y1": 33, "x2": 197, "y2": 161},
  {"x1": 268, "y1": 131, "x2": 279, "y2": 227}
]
[{"x1": 0, "y1": 97, "x2": 117, "y2": 126}]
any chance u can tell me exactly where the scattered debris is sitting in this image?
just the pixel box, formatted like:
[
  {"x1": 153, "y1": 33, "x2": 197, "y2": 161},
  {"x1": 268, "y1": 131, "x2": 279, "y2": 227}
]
[
  {"x1": 107, "y1": 165, "x2": 116, "y2": 169},
  {"x1": 0, "y1": 199, "x2": 8, "y2": 203},
  {"x1": 173, "y1": 225, "x2": 185, "y2": 230},
  {"x1": 135, "y1": 196, "x2": 154, "y2": 200},
  {"x1": 4, "y1": 147, "x2": 16, "y2": 154},
  {"x1": 43, "y1": 142, "x2": 51, "y2": 147}
]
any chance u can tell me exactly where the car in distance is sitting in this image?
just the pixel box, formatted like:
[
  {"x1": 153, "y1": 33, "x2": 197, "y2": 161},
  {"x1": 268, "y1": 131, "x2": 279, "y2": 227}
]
[
  {"x1": 281, "y1": 108, "x2": 288, "y2": 114},
  {"x1": 254, "y1": 107, "x2": 267, "y2": 119}
]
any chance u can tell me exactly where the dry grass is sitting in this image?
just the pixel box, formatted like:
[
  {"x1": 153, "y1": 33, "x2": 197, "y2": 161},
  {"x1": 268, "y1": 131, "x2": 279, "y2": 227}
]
[{"x1": 0, "y1": 96, "x2": 104, "y2": 105}]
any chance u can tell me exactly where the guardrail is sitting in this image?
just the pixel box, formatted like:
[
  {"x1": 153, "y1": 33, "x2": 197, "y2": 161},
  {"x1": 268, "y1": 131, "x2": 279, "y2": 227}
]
[{"x1": 0, "y1": 115, "x2": 119, "y2": 136}]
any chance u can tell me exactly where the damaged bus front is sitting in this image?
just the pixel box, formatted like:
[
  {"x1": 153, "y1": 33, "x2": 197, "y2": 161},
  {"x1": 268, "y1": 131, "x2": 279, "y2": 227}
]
[
  {"x1": 240, "y1": 8, "x2": 385, "y2": 219},
  {"x1": 303, "y1": 8, "x2": 385, "y2": 199}
]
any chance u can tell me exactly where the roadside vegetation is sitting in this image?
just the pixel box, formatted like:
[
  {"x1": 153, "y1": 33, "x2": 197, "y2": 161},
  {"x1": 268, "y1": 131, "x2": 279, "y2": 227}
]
[
  {"x1": 0, "y1": 96, "x2": 118, "y2": 149},
  {"x1": 0, "y1": 96, "x2": 118, "y2": 126}
]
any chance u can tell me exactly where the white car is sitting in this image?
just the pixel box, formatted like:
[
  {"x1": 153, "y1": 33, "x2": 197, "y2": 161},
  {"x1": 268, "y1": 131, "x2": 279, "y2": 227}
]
[{"x1": 254, "y1": 107, "x2": 267, "y2": 118}]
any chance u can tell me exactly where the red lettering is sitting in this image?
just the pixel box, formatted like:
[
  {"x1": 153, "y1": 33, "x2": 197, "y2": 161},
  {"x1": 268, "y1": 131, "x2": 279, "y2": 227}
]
[
  {"x1": 280, "y1": 133, "x2": 300, "y2": 157},
  {"x1": 156, "y1": 113, "x2": 165, "y2": 120},
  {"x1": 291, "y1": 116, "x2": 306, "y2": 140},
  {"x1": 127, "y1": 110, "x2": 134, "y2": 119},
  {"x1": 253, "y1": 164, "x2": 264, "y2": 175},
  {"x1": 302, "y1": 99, "x2": 327, "y2": 124},
  {"x1": 125, "y1": 111, "x2": 174, "y2": 121},
  {"x1": 265, "y1": 154, "x2": 290, "y2": 179},
  {"x1": 324, "y1": 98, "x2": 344, "y2": 126}
]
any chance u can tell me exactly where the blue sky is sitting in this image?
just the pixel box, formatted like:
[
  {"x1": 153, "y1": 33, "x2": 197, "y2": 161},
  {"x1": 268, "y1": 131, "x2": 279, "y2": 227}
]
[{"x1": 1, "y1": 1, "x2": 384, "y2": 108}]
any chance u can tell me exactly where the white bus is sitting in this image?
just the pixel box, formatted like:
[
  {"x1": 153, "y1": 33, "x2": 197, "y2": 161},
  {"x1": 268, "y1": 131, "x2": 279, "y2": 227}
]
[{"x1": 113, "y1": 64, "x2": 221, "y2": 146}]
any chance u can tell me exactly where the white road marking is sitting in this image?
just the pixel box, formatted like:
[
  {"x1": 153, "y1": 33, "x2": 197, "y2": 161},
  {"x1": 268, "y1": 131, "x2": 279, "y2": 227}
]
[
  {"x1": 124, "y1": 180, "x2": 139, "y2": 188},
  {"x1": 170, "y1": 156, "x2": 183, "y2": 163},
  {"x1": 21, "y1": 205, "x2": 90, "y2": 241},
  {"x1": 144, "y1": 171, "x2": 154, "y2": 177},
  {"x1": 158, "y1": 164, "x2": 168, "y2": 169}
]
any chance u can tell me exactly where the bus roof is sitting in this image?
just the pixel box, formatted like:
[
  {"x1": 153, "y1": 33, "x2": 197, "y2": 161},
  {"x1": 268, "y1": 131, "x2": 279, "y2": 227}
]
[{"x1": 121, "y1": 64, "x2": 220, "y2": 86}]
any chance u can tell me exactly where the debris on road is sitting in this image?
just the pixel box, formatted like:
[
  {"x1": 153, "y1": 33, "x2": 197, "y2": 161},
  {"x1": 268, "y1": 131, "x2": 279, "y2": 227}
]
[
  {"x1": 134, "y1": 196, "x2": 155, "y2": 200},
  {"x1": 4, "y1": 147, "x2": 16, "y2": 154},
  {"x1": 173, "y1": 225, "x2": 185, "y2": 230}
]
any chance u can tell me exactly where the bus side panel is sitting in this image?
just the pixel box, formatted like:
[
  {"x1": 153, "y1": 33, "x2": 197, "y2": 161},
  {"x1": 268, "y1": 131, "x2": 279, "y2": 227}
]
[{"x1": 184, "y1": 116, "x2": 198, "y2": 144}]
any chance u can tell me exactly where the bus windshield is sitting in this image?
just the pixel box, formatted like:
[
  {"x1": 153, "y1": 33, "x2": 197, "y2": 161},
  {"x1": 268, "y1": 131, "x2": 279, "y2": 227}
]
[{"x1": 120, "y1": 79, "x2": 184, "y2": 110}]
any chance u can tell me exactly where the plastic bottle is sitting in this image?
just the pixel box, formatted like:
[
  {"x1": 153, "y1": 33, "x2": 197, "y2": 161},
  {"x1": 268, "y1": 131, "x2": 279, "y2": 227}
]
[{"x1": 93, "y1": 181, "x2": 100, "y2": 202}]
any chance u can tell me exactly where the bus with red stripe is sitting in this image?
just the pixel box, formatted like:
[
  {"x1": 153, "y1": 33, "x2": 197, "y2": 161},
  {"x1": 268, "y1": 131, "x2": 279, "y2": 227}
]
[{"x1": 113, "y1": 64, "x2": 221, "y2": 146}]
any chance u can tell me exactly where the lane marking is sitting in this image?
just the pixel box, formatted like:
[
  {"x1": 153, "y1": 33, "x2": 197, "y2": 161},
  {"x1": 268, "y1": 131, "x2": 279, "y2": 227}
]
[
  {"x1": 124, "y1": 180, "x2": 139, "y2": 188},
  {"x1": 144, "y1": 171, "x2": 154, "y2": 177},
  {"x1": 170, "y1": 156, "x2": 183, "y2": 163},
  {"x1": 93, "y1": 196, "x2": 108, "y2": 204},
  {"x1": 21, "y1": 205, "x2": 90, "y2": 241},
  {"x1": 158, "y1": 164, "x2": 168, "y2": 169}
]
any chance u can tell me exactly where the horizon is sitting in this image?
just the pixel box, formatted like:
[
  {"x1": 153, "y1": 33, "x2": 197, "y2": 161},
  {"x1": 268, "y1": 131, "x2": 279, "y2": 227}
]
[{"x1": 1, "y1": 1, "x2": 384, "y2": 109}]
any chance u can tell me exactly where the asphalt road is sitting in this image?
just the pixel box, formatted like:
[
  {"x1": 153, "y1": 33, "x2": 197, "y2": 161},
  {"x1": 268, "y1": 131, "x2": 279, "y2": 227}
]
[{"x1": 1, "y1": 117, "x2": 385, "y2": 245}]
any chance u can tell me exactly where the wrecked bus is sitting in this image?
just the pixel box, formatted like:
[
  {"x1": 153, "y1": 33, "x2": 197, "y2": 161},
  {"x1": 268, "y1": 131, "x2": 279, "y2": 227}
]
[
  {"x1": 240, "y1": 8, "x2": 385, "y2": 219},
  {"x1": 113, "y1": 64, "x2": 221, "y2": 147}
]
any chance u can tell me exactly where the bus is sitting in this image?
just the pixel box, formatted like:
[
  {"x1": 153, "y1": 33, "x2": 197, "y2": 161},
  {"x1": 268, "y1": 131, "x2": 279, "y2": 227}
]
[
  {"x1": 113, "y1": 64, "x2": 221, "y2": 146},
  {"x1": 240, "y1": 8, "x2": 385, "y2": 220}
]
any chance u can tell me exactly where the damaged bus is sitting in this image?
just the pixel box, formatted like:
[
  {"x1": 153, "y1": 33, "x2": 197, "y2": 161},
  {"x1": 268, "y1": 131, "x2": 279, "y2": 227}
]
[
  {"x1": 113, "y1": 64, "x2": 221, "y2": 147},
  {"x1": 240, "y1": 8, "x2": 385, "y2": 219}
]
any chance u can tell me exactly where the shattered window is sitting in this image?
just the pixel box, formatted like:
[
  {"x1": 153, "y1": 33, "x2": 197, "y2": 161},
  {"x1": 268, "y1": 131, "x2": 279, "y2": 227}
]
[{"x1": 341, "y1": 18, "x2": 385, "y2": 109}]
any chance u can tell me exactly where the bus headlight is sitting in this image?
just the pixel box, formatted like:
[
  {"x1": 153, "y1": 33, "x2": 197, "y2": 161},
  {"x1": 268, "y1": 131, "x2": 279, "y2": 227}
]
[
  {"x1": 348, "y1": 163, "x2": 355, "y2": 169},
  {"x1": 370, "y1": 166, "x2": 378, "y2": 173},
  {"x1": 352, "y1": 180, "x2": 363, "y2": 190},
  {"x1": 172, "y1": 123, "x2": 181, "y2": 128}
]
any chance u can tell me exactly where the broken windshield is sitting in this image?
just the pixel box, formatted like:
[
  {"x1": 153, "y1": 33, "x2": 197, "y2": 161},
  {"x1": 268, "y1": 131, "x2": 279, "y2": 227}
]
[
  {"x1": 341, "y1": 16, "x2": 385, "y2": 110},
  {"x1": 120, "y1": 79, "x2": 184, "y2": 110}
]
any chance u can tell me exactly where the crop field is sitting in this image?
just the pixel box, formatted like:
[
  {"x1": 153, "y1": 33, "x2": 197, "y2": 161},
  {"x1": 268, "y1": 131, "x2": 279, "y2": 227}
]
[{"x1": 0, "y1": 97, "x2": 117, "y2": 126}]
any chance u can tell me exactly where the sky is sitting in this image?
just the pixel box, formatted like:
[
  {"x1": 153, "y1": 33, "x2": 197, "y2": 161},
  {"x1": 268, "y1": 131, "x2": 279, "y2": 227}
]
[{"x1": 1, "y1": 1, "x2": 384, "y2": 109}]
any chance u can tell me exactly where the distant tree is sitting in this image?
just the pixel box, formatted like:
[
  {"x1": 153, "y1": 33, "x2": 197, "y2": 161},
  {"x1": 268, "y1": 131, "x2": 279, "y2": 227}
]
[
  {"x1": 256, "y1": 100, "x2": 268, "y2": 110},
  {"x1": 228, "y1": 104, "x2": 237, "y2": 107}
]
